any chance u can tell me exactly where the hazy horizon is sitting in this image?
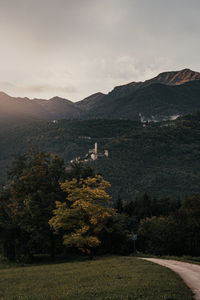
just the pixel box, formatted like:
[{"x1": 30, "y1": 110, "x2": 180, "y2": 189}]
[
  {"x1": 0, "y1": 67, "x2": 198, "y2": 102},
  {"x1": 0, "y1": 0, "x2": 200, "y2": 102}
]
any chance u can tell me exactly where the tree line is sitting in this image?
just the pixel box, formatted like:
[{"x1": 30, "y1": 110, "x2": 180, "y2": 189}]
[
  {"x1": 115, "y1": 194, "x2": 200, "y2": 256},
  {"x1": 0, "y1": 149, "x2": 199, "y2": 262}
]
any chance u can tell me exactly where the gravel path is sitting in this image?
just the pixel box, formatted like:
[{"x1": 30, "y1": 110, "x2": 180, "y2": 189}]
[{"x1": 139, "y1": 258, "x2": 200, "y2": 300}]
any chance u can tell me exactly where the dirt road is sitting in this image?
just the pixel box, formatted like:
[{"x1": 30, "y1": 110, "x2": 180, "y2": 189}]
[{"x1": 140, "y1": 258, "x2": 200, "y2": 300}]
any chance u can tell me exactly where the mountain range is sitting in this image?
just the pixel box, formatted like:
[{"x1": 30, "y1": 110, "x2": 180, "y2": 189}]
[{"x1": 1, "y1": 68, "x2": 200, "y2": 122}]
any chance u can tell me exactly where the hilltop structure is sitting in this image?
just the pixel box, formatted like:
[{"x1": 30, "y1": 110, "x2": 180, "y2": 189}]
[{"x1": 70, "y1": 142, "x2": 108, "y2": 164}]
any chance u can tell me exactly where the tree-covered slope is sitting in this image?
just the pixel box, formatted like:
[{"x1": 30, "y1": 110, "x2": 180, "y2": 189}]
[
  {"x1": 0, "y1": 115, "x2": 200, "y2": 200},
  {"x1": 94, "y1": 114, "x2": 200, "y2": 199},
  {"x1": 83, "y1": 80, "x2": 200, "y2": 121}
]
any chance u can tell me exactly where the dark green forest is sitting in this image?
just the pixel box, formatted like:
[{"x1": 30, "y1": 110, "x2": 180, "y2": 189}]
[
  {"x1": 0, "y1": 113, "x2": 200, "y2": 199},
  {"x1": 0, "y1": 151, "x2": 199, "y2": 262}
]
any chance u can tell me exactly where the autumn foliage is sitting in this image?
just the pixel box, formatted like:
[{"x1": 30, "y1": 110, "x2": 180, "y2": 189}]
[{"x1": 49, "y1": 175, "x2": 114, "y2": 257}]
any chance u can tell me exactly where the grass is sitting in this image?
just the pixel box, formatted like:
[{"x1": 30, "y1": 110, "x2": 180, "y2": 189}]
[{"x1": 0, "y1": 255, "x2": 194, "y2": 300}]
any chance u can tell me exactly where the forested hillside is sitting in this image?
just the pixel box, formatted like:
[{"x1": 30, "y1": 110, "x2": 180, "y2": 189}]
[{"x1": 1, "y1": 114, "x2": 200, "y2": 200}]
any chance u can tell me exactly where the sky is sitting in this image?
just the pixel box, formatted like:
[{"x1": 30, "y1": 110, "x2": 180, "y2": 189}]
[{"x1": 0, "y1": 0, "x2": 200, "y2": 101}]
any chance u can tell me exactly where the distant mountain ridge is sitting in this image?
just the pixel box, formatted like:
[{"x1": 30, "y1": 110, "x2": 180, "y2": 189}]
[
  {"x1": 1, "y1": 68, "x2": 200, "y2": 122},
  {"x1": 76, "y1": 92, "x2": 105, "y2": 111},
  {"x1": 0, "y1": 92, "x2": 82, "y2": 121},
  {"x1": 80, "y1": 69, "x2": 200, "y2": 121},
  {"x1": 108, "y1": 68, "x2": 200, "y2": 98}
]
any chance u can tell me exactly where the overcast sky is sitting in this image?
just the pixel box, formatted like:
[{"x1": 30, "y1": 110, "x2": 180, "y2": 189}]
[{"x1": 0, "y1": 0, "x2": 200, "y2": 101}]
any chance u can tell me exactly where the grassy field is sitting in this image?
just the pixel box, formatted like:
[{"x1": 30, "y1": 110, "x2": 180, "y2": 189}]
[{"x1": 0, "y1": 256, "x2": 194, "y2": 300}]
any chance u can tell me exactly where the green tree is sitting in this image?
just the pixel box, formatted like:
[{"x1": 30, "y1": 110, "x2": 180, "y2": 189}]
[
  {"x1": 177, "y1": 194, "x2": 200, "y2": 255},
  {"x1": 0, "y1": 149, "x2": 66, "y2": 261},
  {"x1": 137, "y1": 195, "x2": 200, "y2": 256},
  {"x1": 114, "y1": 195, "x2": 124, "y2": 213},
  {"x1": 137, "y1": 215, "x2": 177, "y2": 255},
  {"x1": 49, "y1": 175, "x2": 114, "y2": 258}
]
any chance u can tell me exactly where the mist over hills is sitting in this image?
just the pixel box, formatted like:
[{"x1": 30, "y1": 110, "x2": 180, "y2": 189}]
[
  {"x1": 1, "y1": 68, "x2": 200, "y2": 122},
  {"x1": 0, "y1": 92, "x2": 82, "y2": 122}
]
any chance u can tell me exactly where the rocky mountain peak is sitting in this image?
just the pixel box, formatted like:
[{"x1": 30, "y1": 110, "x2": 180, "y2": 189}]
[{"x1": 150, "y1": 68, "x2": 200, "y2": 86}]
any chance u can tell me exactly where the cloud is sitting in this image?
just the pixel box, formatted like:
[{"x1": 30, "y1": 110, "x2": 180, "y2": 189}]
[
  {"x1": 0, "y1": 0, "x2": 200, "y2": 101},
  {"x1": 79, "y1": 55, "x2": 174, "y2": 85},
  {"x1": 21, "y1": 84, "x2": 77, "y2": 94},
  {"x1": 0, "y1": 81, "x2": 77, "y2": 99},
  {"x1": 0, "y1": 81, "x2": 16, "y2": 90}
]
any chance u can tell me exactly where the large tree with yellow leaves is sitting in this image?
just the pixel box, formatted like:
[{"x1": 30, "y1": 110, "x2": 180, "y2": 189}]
[{"x1": 49, "y1": 175, "x2": 114, "y2": 258}]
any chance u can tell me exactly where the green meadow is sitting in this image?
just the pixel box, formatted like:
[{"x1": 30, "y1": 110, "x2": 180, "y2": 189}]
[{"x1": 0, "y1": 256, "x2": 193, "y2": 300}]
